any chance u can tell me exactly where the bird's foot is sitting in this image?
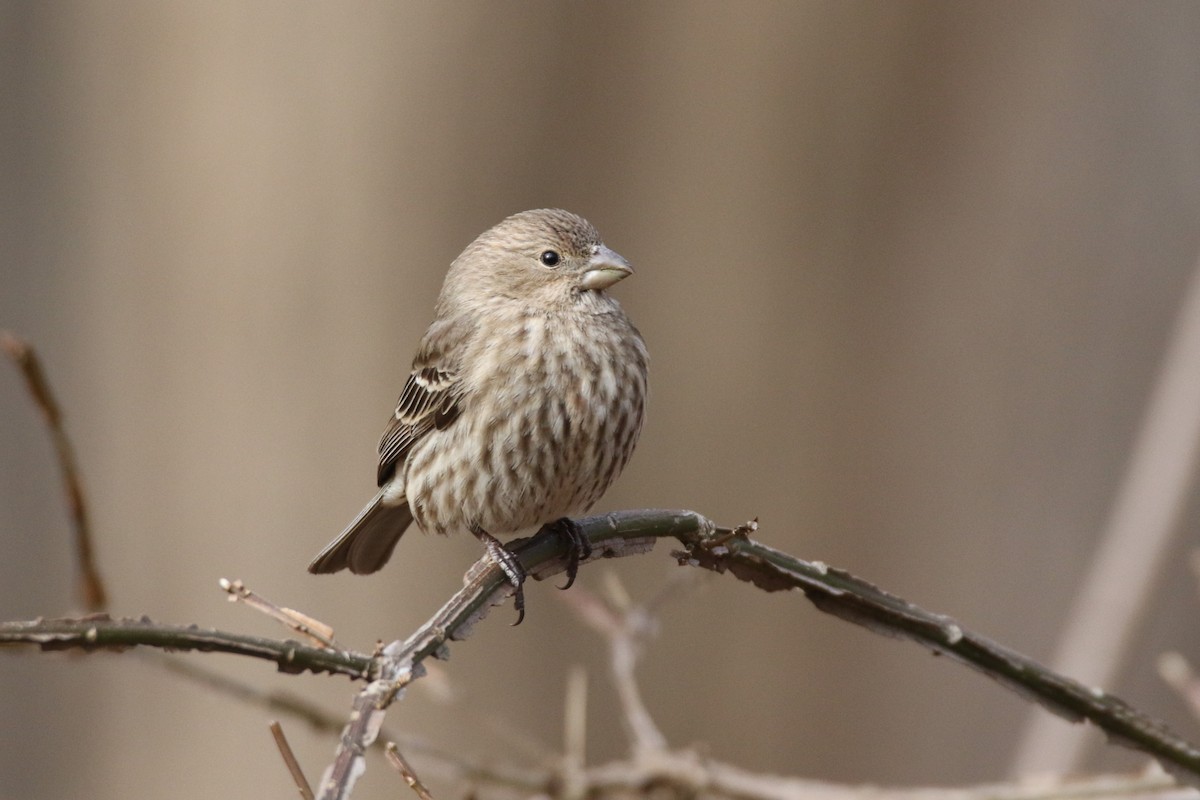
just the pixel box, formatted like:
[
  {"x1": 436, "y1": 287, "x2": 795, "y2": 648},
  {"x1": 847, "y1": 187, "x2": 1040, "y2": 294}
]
[
  {"x1": 473, "y1": 528, "x2": 527, "y2": 625},
  {"x1": 546, "y1": 517, "x2": 592, "y2": 591}
]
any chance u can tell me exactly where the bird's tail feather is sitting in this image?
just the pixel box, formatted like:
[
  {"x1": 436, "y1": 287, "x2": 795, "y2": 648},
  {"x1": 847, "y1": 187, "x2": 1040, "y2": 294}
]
[{"x1": 307, "y1": 490, "x2": 414, "y2": 575}]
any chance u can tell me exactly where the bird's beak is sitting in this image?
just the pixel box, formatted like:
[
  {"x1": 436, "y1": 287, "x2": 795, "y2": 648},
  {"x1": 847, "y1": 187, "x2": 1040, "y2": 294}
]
[{"x1": 580, "y1": 246, "x2": 634, "y2": 291}]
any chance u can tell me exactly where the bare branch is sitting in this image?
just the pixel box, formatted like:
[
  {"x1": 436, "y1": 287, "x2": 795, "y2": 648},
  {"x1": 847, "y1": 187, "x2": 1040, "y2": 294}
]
[
  {"x1": 671, "y1": 518, "x2": 1200, "y2": 788},
  {"x1": 1, "y1": 331, "x2": 107, "y2": 610},
  {"x1": 313, "y1": 512, "x2": 671, "y2": 800},
  {"x1": 0, "y1": 615, "x2": 374, "y2": 679},
  {"x1": 6, "y1": 509, "x2": 1200, "y2": 794}
]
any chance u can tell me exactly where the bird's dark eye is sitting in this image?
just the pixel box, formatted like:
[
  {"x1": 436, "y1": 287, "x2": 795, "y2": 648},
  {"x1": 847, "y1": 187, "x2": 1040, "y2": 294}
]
[{"x1": 540, "y1": 250, "x2": 561, "y2": 267}]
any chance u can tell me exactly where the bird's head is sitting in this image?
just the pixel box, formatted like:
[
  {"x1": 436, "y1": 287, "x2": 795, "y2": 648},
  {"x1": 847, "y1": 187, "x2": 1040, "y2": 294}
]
[{"x1": 440, "y1": 209, "x2": 633, "y2": 311}]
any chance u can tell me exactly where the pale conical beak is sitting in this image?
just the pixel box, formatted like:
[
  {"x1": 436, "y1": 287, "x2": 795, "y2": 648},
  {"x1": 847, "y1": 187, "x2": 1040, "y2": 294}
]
[{"x1": 580, "y1": 245, "x2": 634, "y2": 290}]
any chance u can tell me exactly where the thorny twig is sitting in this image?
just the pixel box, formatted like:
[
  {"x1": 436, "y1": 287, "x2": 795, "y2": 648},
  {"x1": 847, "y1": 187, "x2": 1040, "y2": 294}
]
[
  {"x1": 0, "y1": 615, "x2": 374, "y2": 679},
  {"x1": 672, "y1": 519, "x2": 1200, "y2": 789},
  {"x1": 140, "y1": 625, "x2": 1193, "y2": 800},
  {"x1": 8, "y1": 511, "x2": 1200, "y2": 795},
  {"x1": 313, "y1": 514, "x2": 665, "y2": 800},
  {"x1": 563, "y1": 579, "x2": 1194, "y2": 800},
  {"x1": 311, "y1": 509, "x2": 1200, "y2": 797}
]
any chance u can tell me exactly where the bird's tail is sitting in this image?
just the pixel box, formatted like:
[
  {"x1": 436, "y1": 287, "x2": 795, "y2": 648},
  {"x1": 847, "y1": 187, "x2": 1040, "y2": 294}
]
[{"x1": 307, "y1": 490, "x2": 414, "y2": 575}]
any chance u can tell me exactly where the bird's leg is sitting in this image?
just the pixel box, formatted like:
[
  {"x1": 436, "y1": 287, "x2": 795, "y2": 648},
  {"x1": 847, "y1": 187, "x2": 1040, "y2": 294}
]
[
  {"x1": 472, "y1": 526, "x2": 527, "y2": 626},
  {"x1": 545, "y1": 517, "x2": 592, "y2": 591}
]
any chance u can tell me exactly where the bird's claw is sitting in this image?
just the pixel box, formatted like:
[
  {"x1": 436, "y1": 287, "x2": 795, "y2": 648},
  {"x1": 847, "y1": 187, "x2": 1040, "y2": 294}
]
[
  {"x1": 472, "y1": 519, "x2": 590, "y2": 625},
  {"x1": 548, "y1": 517, "x2": 592, "y2": 591},
  {"x1": 475, "y1": 528, "x2": 527, "y2": 625}
]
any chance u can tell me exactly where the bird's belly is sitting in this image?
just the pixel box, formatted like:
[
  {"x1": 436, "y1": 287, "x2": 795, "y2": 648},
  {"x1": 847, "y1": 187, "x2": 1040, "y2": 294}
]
[{"x1": 403, "y1": 343, "x2": 642, "y2": 537}]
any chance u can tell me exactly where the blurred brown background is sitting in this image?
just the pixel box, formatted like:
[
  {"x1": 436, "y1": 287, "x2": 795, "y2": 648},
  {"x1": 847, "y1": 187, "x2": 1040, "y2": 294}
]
[{"x1": 4, "y1": 2, "x2": 1200, "y2": 798}]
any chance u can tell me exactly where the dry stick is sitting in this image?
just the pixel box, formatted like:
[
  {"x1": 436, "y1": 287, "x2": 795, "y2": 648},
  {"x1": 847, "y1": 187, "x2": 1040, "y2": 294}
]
[
  {"x1": 1, "y1": 331, "x2": 107, "y2": 610},
  {"x1": 271, "y1": 721, "x2": 316, "y2": 800}
]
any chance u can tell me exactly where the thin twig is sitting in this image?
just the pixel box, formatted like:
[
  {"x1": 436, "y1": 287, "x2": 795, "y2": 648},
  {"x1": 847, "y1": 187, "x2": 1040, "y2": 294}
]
[
  {"x1": 1, "y1": 331, "x2": 107, "y2": 610},
  {"x1": 385, "y1": 743, "x2": 435, "y2": 800},
  {"x1": 220, "y1": 578, "x2": 341, "y2": 650},
  {"x1": 312, "y1": 511, "x2": 672, "y2": 800},
  {"x1": 271, "y1": 721, "x2": 315, "y2": 800}
]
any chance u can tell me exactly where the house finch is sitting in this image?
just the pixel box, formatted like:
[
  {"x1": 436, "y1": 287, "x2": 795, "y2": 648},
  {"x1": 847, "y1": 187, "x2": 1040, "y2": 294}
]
[{"x1": 308, "y1": 209, "x2": 648, "y2": 623}]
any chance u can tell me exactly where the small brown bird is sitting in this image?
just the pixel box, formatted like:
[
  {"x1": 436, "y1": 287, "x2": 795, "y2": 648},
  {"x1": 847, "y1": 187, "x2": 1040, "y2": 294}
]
[{"x1": 308, "y1": 209, "x2": 648, "y2": 622}]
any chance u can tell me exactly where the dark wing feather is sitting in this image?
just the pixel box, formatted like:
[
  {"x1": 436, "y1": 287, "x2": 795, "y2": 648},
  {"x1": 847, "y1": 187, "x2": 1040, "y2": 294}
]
[{"x1": 376, "y1": 318, "x2": 471, "y2": 485}]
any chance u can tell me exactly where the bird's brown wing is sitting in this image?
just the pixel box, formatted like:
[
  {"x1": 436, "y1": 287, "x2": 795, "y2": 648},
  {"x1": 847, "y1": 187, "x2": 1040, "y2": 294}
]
[{"x1": 376, "y1": 318, "x2": 471, "y2": 485}]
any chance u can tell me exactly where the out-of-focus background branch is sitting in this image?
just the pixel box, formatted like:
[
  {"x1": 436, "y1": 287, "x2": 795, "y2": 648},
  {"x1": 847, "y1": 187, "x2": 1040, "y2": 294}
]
[{"x1": 4, "y1": 3, "x2": 1200, "y2": 799}]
